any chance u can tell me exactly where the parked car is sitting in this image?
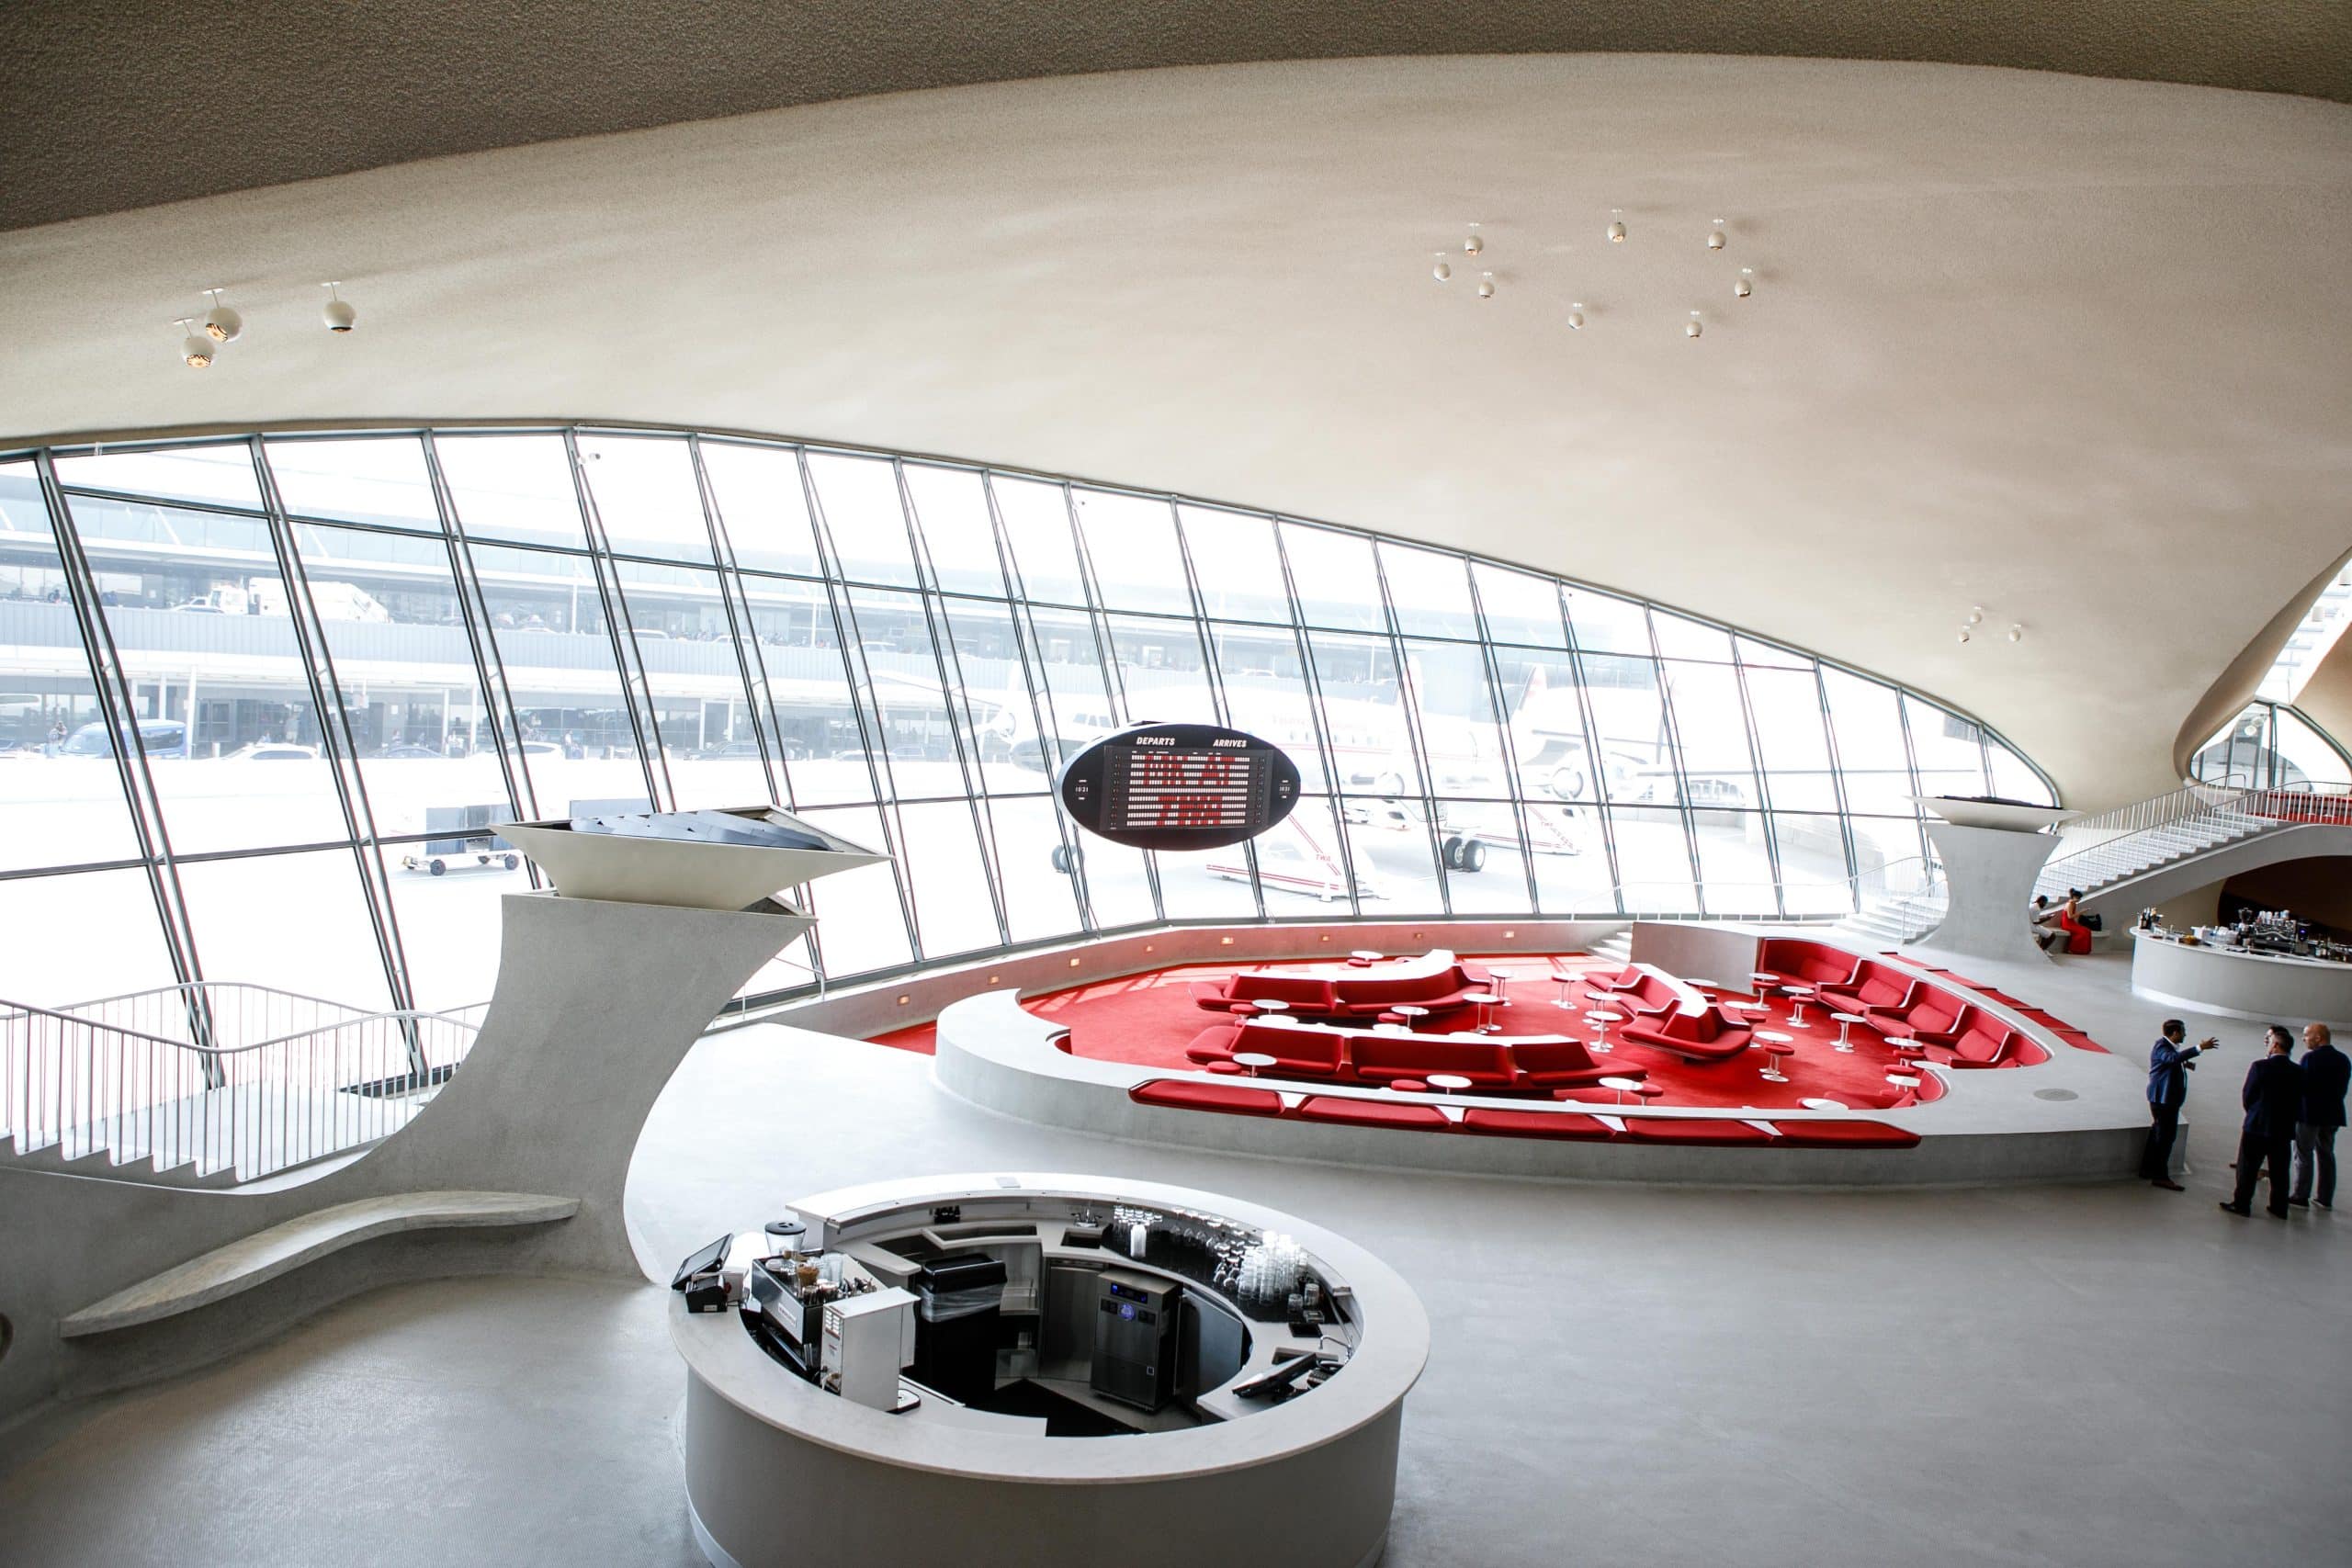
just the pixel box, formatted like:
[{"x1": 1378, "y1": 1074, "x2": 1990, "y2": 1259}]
[
  {"x1": 60, "y1": 718, "x2": 190, "y2": 758},
  {"x1": 377, "y1": 743, "x2": 447, "y2": 760},
  {"x1": 221, "y1": 742, "x2": 321, "y2": 761}
]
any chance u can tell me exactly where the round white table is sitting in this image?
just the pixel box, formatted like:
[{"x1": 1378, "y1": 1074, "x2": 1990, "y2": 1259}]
[
  {"x1": 1780, "y1": 986, "x2": 1816, "y2": 1028},
  {"x1": 1251, "y1": 998, "x2": 1292, "y2": 1017},
  {"x1": 1800, "y1": 1096, "x2": 1849, "y2": 1111},
  {"x1": 1425, "y1": 1073, "x2": 1473, "y2": 1096},
  {"x1": 1830, "y1": 1011, "x2": 1867, "y2": 1053},
  {"x1": 1462, "y1": 991, "x2": 1499, "y2": 1033},
  {"x1": 1393, "y1": 1004, "x2": 1430, "y2": 1031},
  {"x1": 1349, "y1": 949, "x2": 1385, "y2": 964},
  {"x1": 1754, "y1": 1030, "x2": 1794, "y2": 1083},
  {"x1": 1598, "y1": 1075, "x2": 1644, "y2": 1106},
  {"x1": 1233, "y1": 1052, "x2": 1278, "y2": 1078},
  {"x1": 1583, "y1": 1009, "x2": 1623, "y2": 1054},
  {"x1": 1885, "y1": 1072, "x2": 1922, "y2": 1091}
]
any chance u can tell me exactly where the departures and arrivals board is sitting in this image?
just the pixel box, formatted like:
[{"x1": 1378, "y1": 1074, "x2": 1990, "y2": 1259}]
[{"x1": 1056, "y1": 722, "x2": 1301, "y2": 852}]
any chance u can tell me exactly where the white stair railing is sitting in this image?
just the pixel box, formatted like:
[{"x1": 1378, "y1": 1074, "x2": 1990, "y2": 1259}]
[
  {"x1": 1, "y1": 984, "x2": 482, "y2": 1184},
  {"x1": 2036, "y1": 780, "x2": 2352, "y2": 899}
]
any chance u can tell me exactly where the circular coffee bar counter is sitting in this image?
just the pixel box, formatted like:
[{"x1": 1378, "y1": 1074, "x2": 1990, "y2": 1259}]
[
  {"x1": 2130, "y1": 930, "x2": 2352, "y2": 1032},
  {"x1": 673, "y1": 1173, "x2": 1429, "y2": 1568}
]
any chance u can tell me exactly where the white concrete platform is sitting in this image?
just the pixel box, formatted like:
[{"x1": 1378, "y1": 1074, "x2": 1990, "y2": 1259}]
[{"x1": 60, "y1": 1190, "x2": 580, "y2": 1337}]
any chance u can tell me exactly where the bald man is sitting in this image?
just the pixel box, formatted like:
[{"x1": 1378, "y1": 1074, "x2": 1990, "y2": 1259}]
[{"x1": 2290, "y1": 1022, "x2": 2346, "y2": 1210}]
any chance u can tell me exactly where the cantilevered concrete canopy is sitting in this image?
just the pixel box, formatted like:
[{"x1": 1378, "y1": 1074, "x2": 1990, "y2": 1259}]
[{"x1": 2, "y1": 55, "x2": 2347, "y2": 808}]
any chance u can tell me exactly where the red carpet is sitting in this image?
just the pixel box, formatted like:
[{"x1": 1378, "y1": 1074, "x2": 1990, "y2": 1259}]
[{"x1": 861, "y1": 953, "x2": 2052, "y2": 1112}]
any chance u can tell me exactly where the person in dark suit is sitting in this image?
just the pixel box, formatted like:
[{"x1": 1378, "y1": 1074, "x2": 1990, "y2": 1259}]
[
  {"x1": 2141, "y1": 1019, "x2": 2217, "y2": 1190},
  {"x1": 2222, "y1": 1026, "x2": 2304, "y2": 1218},
  {"x1": 2290, "y1": 1022, "x2": 2346, "y2": 1210}
]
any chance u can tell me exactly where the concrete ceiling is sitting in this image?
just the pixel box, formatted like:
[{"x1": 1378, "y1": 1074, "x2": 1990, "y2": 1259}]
[
  {"x1": 3, "y1": 2, "x2": 2349, "y2": 231},
  {"x1": 2, "y1": 54, "x2": 2349, "y2": 811}
]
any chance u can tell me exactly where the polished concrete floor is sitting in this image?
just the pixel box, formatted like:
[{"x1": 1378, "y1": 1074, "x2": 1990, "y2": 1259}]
[{"x1": 5, "y1": 948, "x2": 2349, "y2": 1567}]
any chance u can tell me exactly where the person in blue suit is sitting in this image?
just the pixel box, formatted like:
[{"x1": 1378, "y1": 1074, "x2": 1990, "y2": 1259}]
[
  {"x1": 2290, "y1": 1022, "x2": 2346, "y2": 1210},
  {"x1": 2222, "y1": 1026, "x2": 2304, "y2": 1218},
  {"x1": 2140, "y1": 1019, "x2": 2217, "y2": 1190}
]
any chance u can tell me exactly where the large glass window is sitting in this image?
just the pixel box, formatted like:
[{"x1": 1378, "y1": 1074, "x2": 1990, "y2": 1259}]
[{"x1": 9, "y1": 424, "x2": 2057, "y2": 1006}]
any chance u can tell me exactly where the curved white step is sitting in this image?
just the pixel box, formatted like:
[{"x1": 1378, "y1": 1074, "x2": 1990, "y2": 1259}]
[{"x1": 59, "y1": 1190, "x2": 579, "y2": 1337}]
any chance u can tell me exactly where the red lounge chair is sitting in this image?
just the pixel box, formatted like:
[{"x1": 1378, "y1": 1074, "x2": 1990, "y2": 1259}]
[
  {"x1": 1815, "y1": 961, "x2": 1919, "y2": 1017},
  {"x1": 1756, "y1": 938, "x2": 1863, "y2": 988},
  {"x1": 1346, "y1": 1033, "x2": 1517, "y2": 1089},
  {"x1": 1508, "y1": 1039, "x2": 1634, "y2": 1089},
  {"x1": 1296, "y1": 1095, "x2": 1451, "y2": 1131},
  {"x1": 1457, "y1": 1108, "x2": 1616, "y2": 1141},
  {"x1": 1129, "y1": 1080, "x2": 1285, "y2": 1117},
  {"x1": 1616, "y1": 1005, "x2": 1753, "y2": 1064},
  {"x1": 1769, "y1": 1120, "x2": 1921, "y2": 1148},
  {"x1": 1616, "y1": 1117, "x2": 1773, "y2": 1145}
]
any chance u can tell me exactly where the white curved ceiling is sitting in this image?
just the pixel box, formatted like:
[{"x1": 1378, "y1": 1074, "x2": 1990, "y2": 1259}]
[{"x1": 3, "y1": 54, "x2": 2348, "y2": 807}]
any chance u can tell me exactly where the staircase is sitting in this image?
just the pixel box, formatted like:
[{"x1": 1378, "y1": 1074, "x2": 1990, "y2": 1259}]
[
  {"x1": 1588, "y1": 928, "x2": 1633, "y2": 965},
  {"x1": 1838, "y1": 886, "x2": 1949, "y2": 947},
  {"x1": 2031, "y1": 784, "x2": 2346, "y2": 904},
  {"x1": 2, "y1": 984, "x2": 481, "y2": 1187}
]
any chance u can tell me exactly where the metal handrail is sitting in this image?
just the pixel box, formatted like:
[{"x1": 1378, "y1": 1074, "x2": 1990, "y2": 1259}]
[
  {"x1": 2040, "y1": 778, "x2": 2352, "y2": 886},
  {"x1": 2, "y1": 984, "x2": 484, "y2": 1183}
]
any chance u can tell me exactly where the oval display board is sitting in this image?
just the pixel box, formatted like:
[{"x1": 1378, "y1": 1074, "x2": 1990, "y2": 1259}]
[{"x1": 1057, "y1": 722, "x2": 1301, "y2": 852}]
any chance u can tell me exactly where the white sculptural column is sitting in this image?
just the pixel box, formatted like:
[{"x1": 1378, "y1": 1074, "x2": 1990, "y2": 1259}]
[{"x1": 1910, "y1": 797, "x2": 2078, "y2": 964}]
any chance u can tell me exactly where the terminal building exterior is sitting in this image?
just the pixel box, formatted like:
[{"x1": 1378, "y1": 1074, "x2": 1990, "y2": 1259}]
[{"x1": 1, "y1": 9, "x2": 2348, "y2": 1568}]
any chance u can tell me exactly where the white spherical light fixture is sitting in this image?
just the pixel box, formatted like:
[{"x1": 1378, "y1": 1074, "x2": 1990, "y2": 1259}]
[
  {"x1": 1566, "y1": 301, "x2": 1586, "y2": 331},
  {"x1": 1684, "y1": 310, "x2": 1702, "y2": 339},
  {"x1": 321, "y1": 281, "x2": 356, "y2": 333},
  {"x1": 1708, "y1": 219, "x2": 1727, "y2": 251},
  {"x1": 1607, "y1": 209, "x2": 1627, "y2": 243},
  {"x1": 175, "y1": 318, "x2": 213, "y2": 369},
  {"x1": 201, "y1": 288, "x2": 243, "y2": 343}
]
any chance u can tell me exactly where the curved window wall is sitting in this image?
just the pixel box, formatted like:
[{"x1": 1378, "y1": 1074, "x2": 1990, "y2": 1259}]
[
  {"x1": 0, "y1": 428, "x2": 2054, "y2": 1010},
  {"x1": 2188, "y1": 701, "x2": 2352, "y2": 793}
]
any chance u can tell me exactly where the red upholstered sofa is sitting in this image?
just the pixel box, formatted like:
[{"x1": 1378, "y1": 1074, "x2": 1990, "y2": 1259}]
[
  {"x1": 1189, "y1": 973, "x2": 1340, "y2": 1013},
  {"x1": 1182, "y1": 1021, "x2": 1347, "y2": 1077},
  {"x1": 1938, "y1": 1015, "x2": 2047, "y2": 1069},
  {"x1": 1458, "y1": 1108, "x2": 1615, "y2": 1141},
  {"x1": 1182, "y1": 1021, "x2": 1634, "y2": 1093},
  {"x1": 1509, "y1": 1039, "x2": 1633, "y2": 1089},
  {"x1": 1350, "y1": 1033, "x2": 1517, "y2": 1089},
  {"x1": 1755, "y1": 938, "x2": 1862, "y2": 988},
  {"x1": 1585, "y1": 964, "x2": 1646, "y2": 993},
  {"x1": 1189, "y1": 957, "x2": 1494, "y2": 1022},
  {"x1": 1616, "y1": 1004, "x2": 1753, "y2": 1063},
  {"x1": 1603, "y1": 970, "x2": 1685, "y2": 1020},
  {"x1": 1814, "y1": 960, "x2": 1920, "y2": 1018},
  {"x1": 1867, "y1": 991, "x2": 1972, "y2": 1047}
]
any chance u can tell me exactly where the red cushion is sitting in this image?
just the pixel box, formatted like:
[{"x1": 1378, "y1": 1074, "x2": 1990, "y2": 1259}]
[
  {"x1": 1770, "y1": 1120, "x2": 1921, "y2": 1148},
  {"x1": 1617, "y1": 1117, "x2": 1773, "y2": 1145},
  {"x1": 1458, "y1": 1108, "x2": 1616, "y2": 1141},
  {"x1": 1297, "y1": 1095, "x2": 1451, "y2": 1130},
  {"x1": 1129, "y1": 1080, "x2": 1285, "y2": 1117}
]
